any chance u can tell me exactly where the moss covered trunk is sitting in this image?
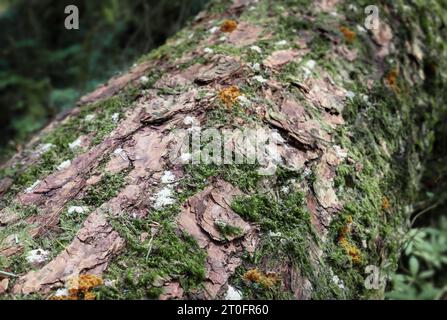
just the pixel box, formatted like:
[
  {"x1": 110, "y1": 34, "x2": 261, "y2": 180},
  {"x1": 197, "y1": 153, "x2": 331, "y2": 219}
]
[{"x1": 1, "y1": 0, "x2": 446, "y2": 300}]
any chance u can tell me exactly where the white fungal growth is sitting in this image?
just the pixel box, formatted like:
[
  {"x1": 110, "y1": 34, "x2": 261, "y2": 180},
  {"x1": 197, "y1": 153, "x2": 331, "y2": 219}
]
[
  {"x1": 346, "y1": 91, "x2": 356, "y2": 99},
  {"x1": 302, "y1": 167, "x2": 312, "y2": 177},
  {"x1": 183, "y1": 116, "x2": 197, "y2": 126},
  {"x1": 25, "y1": 180, "x2": 41, "y2": 194},
  {"x1": 37, "y1": 143, "x2": 54, "y2": 154},
  {"x1": 111, "y1": 113, "x2": 120, "y2": 123},
  {"x1": 153, "y1": 187, "x2": 175, "y2": 209},
  {"x1": 140, "y1": 75, "x2": 149, "y2": 84},
  {"x1": 275, "y1": 40, "x2": 288, "y2": 46},
  {"x1": 250, "y1": 45, "x2": 262, "y2": 54},
  {"x1": 225, "y1": 286, "x2": 243, "y2": 300},
  {"x1": 253, "y1": 75, "x2": 268, "y2": 83},
  {"x1": 57, "y1": 160, "x2": 71, "y2": 171},
  {"x1": 361, "y1": 94, "x2": 370, "y2": 103},
  {"x1": 54, "y1": 288, "x2": 69, "y2": 298},
  {"x1": 84, "y1": 114, "x2": 96, "y2": 122},
  {"x1": 204, "y1": 47, "x2": 214, "y2": 54},
  {"x1": 104, "y1": 279, "x2": 117, "y2": 287},
  {"x1": 209, "y1": 26, "x2": 219, "y2": 34},
  {"x1": 113, "y1": 148, "x2": 128, "y2": 160},
  {"x1": 26, "y1": 249, "x2": 50, "y2": 265},
  {"x1": 237, "y1": 95, "x2": 250, "y2": 107},
  {"x1": 348, "y1": 4, "x2": 358, "y2": 12},
  {"x1": 180, "y1": 153, "x2": 192, "y2": 164},
  {"x1": 333, "y1": 145, "x2": 348, "y2": 159},
  {"x1": 161, "y1": 171, "x2": 176, "y2": 184},
  {"x1": 362, "y1": 240, "x2": 368, "y2": 249},
  {"x1": 252, "y1": 62, "x2": 261, "y2": 72},
  {"x1": 305, "y1": 59, "x2": 317, "y2": 70},
  {"x1": 332, "y1": 275, "x2": 346, "y2": 290},
  {"x1": 69, "y1": 137, "x2": 83, "y2": 150},
  {"x1": 67, "y1": 206, "x2": 88, "y2": 215},
  {"x1": 302, "y1": 67, "x2": 312, "y2": 78}
]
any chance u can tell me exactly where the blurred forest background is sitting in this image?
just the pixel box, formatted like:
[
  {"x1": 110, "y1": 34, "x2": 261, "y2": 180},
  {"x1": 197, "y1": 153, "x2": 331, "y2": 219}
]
[
  {"x1": 0, "y1": 0, "x2": 446, "y2": 300},
  {"x1": 0, "y1": 0, "x2": 208, "y2": 160}
]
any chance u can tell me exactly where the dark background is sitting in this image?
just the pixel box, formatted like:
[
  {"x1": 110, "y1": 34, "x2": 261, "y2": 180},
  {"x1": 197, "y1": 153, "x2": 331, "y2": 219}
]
[{"x1": 0, "y1": 0, "x2": 208, "y2": 160}]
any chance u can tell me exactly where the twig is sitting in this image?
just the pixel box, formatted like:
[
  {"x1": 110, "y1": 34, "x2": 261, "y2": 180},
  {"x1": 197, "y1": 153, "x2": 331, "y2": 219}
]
[
  {"x1": 410, "y1": 202, "x2": 440, "y2": 226},
  {"x1": 145, "y1": 235, "x2": 154, "y2": 262},
  {"x1": 399, "y1": 201, "x2": 442, "y2": 254},
  {"x1": 0, "y1": 270, "x2": 18, "y2": 278}
]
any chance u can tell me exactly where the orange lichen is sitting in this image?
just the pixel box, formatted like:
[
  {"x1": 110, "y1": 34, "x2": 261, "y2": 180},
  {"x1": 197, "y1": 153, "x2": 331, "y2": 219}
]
[
  {"x1": 338, "y1": 215, "x2": 353, "y2": 241},
  {"x1": 338, "y1": 215, "x2": 362, "y2": 265},
  {"x1": 244, "y1": 269, "x2": 262, "y2": 282},
  {"x1": 339, "y1": 26, "x2": 356, "y2": 43},
  {"x1": 243, "y1": 269, "x2": 279, "y2": 288},
  {"x1": 220, "y1": 19, "x2": 238, "y2": 33},
  {"x1": 260, "y1": 272, "x2": 280, "y2": 288},
  {"x1": 49, "y1": 294, "x2": 77, "y2": 301},
  {"x1": 345, "y1": 215, "x2": 353, "y2": 224},
  {"x1": 68, "y1": 274, "x2": 103, "y2": 292},
  {"x1": 50, "y1": 274, "x2": 103, "y2": 300},
  {"x1": 382, "y1": 196, "x2": 391, "y2": 211},
  {"x1": 219, "y1": 86, "x2": 241, "y2": 108},
  {"x1": 339, "y1": 238, "x2": 362, "y2": 265},
  {"x1": 83, "y1": 291, "x2": 97, "y2": 301},
  {"x1": 384, "y1": 69, "x2": 399, "y2": 92}
]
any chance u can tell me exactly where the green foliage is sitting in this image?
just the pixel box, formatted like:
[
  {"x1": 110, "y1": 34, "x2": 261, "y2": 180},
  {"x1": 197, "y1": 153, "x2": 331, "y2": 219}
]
[{"x1": 387, "y1": 217, "x2": 447, "y2": 300}]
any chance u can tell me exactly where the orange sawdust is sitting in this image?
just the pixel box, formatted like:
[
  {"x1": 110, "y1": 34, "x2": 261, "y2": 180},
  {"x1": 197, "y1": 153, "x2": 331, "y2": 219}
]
[
  {"x1": 339, "y1": 26, "x2": 356, "y2": 43},
  {"x1": 338, "y1": 215, "x2": 362, "y2": 265},
  {"x1": 220, "y1": 19, "x2": 238, "y2": 33},
  {"x1": 50, "y1": 274, "x2": 103, "y2": 300},
  {"x1": 243, "y1": 269, "x2": 279, "y2": 289},
  {"x1": 384, "y1": 69, "x2": 399, "y2": 92},
  {"x1": 382, "y1": 196, "x2": 391, "y2": 211},
  {"x1": 219, "y1": 86, "x2": 241, "y2": 108}
]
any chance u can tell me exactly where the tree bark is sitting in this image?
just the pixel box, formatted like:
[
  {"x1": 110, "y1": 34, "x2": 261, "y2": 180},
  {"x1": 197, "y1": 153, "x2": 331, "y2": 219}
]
[{"x1": 1, "y1": 0, "x2": 446, "y2": 300}]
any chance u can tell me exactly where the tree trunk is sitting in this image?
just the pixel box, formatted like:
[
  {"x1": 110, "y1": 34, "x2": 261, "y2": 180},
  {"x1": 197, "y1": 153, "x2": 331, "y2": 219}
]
[{"x1": 1, "y1": 0, "x2": 446, "y2": 300}]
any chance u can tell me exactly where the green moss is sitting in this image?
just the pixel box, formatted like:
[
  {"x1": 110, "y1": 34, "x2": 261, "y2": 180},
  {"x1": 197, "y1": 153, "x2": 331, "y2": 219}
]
[
  {"x1": 230, "y1": 188, "x2": 316, "y2": 299},
  {"x1": 1, "y1": 86, "x2": 140, "y2": 207},
  {"x1": 98, "y1": 204, "x2": 206, "y2": 300},
  {"x1": 214, "y1": 220, "x2": 243, "y2": 240},
  {"x1": 83, "y1": 171, "x2": 129, "y2": 206},
  {"x1": 0, "y1": 223, "x2": 39, "y2": 274},
  {"x1": 140, "y1": 24, "x2": 207, "y2": 65}
]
